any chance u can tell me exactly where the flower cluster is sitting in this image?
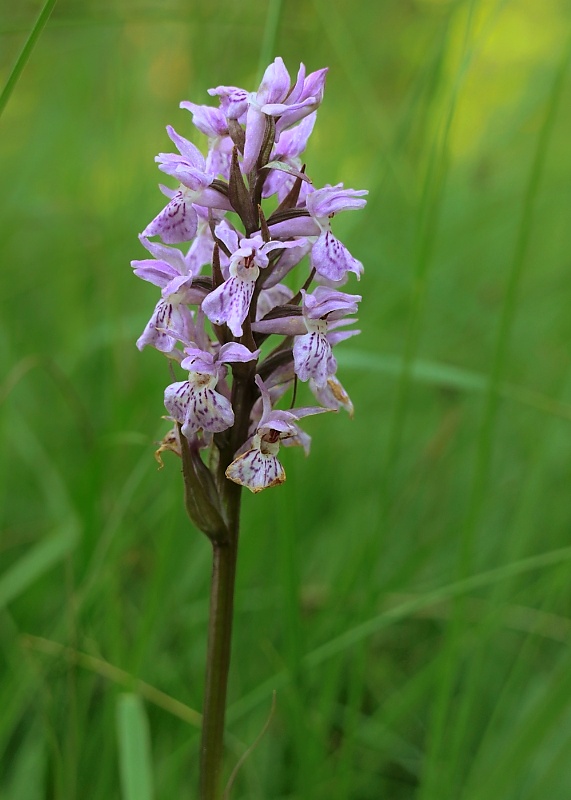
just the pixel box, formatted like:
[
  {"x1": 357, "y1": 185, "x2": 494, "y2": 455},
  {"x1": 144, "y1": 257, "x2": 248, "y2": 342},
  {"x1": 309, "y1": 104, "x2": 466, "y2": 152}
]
[{"x1": 133, "y1": 58, "x2": 367, "y2": 513}]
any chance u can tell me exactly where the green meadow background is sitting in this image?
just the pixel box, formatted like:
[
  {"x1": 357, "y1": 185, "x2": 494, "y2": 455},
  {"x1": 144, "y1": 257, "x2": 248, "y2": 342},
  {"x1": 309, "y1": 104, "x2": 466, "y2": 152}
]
[{"x1": 2, "y1": 0, "x2": 571, "y2": 797}]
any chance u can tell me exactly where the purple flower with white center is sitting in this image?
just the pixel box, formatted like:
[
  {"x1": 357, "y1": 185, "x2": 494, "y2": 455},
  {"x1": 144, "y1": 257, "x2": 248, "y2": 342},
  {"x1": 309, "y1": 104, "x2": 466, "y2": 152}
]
[
  {"x1": 251, "y1": 285, "x2": 360, "y2": 384},
  {"x1": 225, "y1": 376, "x2": 328, "y2": 493},
  {"x1": 267, "y1": 183, "x2": 368, "y2": 282},
  {"x1": 164, "y1": 343, "x2": 259, "y2": 439},
  {"x1": 293, "y1": 287, "x2": 361, "y2": 386},
  {"x1": 306, "y1": 184, "x2": 368, "y2": 282},
  {"x1": 202, "y1": 230, "x2": 305, "y2": 337}
]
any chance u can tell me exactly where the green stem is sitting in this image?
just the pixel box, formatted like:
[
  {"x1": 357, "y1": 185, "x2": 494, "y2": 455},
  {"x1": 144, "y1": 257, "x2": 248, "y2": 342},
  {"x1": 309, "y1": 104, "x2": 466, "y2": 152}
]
[{"x1": 199, "y1": 483, "x2": 241, "y2": 800}]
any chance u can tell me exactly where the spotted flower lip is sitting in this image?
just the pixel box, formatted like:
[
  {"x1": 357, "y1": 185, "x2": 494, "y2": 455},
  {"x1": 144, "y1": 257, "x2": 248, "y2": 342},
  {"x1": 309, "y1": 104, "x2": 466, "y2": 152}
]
[{"x1": 164, "y1": 343, "x2": 259, "y2": 438}]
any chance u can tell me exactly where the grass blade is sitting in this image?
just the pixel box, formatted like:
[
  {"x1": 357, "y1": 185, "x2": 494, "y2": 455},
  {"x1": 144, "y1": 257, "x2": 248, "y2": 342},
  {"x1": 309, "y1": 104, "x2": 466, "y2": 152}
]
[
  {"x1": 0, "y1": 0, "x2": 57, "y2": 119},
  {"x1": 116, "y1": 693, "x2": 154, "y2": 800},
  {"x1": 0, "y1": 522, "x2": 78, "y2": 608}
]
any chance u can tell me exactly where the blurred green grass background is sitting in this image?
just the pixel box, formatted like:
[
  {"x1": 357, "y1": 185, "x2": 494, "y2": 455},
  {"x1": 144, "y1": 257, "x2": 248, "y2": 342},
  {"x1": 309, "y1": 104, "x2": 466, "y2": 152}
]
[{"x1": 2, "y1": 0, "x2": 571, "y2": 798}]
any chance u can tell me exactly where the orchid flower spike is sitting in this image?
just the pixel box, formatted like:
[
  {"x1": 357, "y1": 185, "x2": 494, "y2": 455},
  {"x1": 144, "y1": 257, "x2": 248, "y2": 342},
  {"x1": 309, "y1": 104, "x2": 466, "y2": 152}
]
[{"x1": 133, "y1": 56, "x2": 367, "y2": 503}]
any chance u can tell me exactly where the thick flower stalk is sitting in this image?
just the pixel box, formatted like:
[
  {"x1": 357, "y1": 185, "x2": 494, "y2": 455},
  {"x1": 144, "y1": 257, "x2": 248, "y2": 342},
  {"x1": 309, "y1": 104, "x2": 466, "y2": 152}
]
[{"x1": 133, "y1": 56, "x2": 367, "y2": 800}]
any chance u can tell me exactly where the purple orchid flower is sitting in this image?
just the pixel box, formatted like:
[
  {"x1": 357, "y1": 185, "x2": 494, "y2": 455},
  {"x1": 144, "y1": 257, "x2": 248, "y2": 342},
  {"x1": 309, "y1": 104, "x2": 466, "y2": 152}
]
[
  {"x1": 225, "y1": 376, "x2": 329, "y2": 493},
  {"x1": 268, "y1": 183, "x2": 368, "y2": 282},
  {"x1": 210, "y1": 58, "x2": 325, "y2": 174},
  {"x1": 202, "y1": 228, "x2": 305, "y2": 337},
  {"x1": 132, "y1": 237, "x2": 206, "y2": 352},
  {"x1": 141, "y1": 127, "x2": 232, "y2": 244},
  {"x1": 164, "y1": 343, "x2": 259, "y2": 439},
  {"x1": 252, "y1": 285, "x2": 360, "y2": 387},
  {"x1": 293, "y1": 287, "x2": 361, "y2": 386}
]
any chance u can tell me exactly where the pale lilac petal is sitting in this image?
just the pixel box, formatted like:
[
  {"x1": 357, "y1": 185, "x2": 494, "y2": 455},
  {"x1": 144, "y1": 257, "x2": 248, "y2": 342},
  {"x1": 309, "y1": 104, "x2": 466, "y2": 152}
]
[
  {"x1": 160, "y1": 274, "x2": 204, "y2": 306},
  {"x1": 273, "y1": 112, "x2": 316, "y2": 159},
  {"x1": 205, "y1": 138, "x2": 233, "y2": 179},
  {"x1": 132, "y1": 259, "x2": 177, "y2": 288},
  {"x1": 142, "y1": 193, "x2": 198, "y2": 244},
  {"x1": 306, "y1": 184, "x2": 368, "y2": 219},
  {"x1": 186, "y1": 228, "x2": 215, "y2": 276},
  {"x1": 268, "y1": 217, "x2": 320, "y2": 238},
  {"x1": 256, "y1": 284, "x2": 293, "y2": 320},
  {"x1": 285, "y1": 63, "x2": 306, "y2": 105},
  {"x1": 159, "y1": 183, "x2": 177, "y2": 199},
  {"x1": 280, "y1": 426, "x2": 312, "y2": 455},
  {"x1": 287, "y1": 405, "x2": 331, "y2": 421},
  {"x1": 157, "y1": 159, "x2": 213, "y2": 192},
  {"x1": 251, "y1": 316, "x2": 306, "y2": 336},
  {"x1": 293, "y1": 331, "x2": 336, "y2": 386},
  {"x1": 254, "y1": 374, "x2": 274, "y2": 427},
  {"x1": 202, "y1": 276, "x2": 255, "y2": 337},
  {"x1": 195, "y1": 186, "x2": 234, "y2": 212},
  {"x1": 214, "y1": 221, "x2": 240, "y2": 254},
  {"x1": 261, "y1": 239, "x2": 312, "y2": 288},
  {"x1": 242, "y1": 106, "x2": 267, "y2": 173},
  {"x1": 218, "y1": 342, "x2": 260, "y2": 363},
  {"x1": 165, "y1": 125, "x2": 205, "y2": 169},
  {"x1": 261, "y1": 97, "x2": 315, "y2": 117},
  {"x1": 208, "y1": 85, "x2": 249, "y2": 119},
  {"x1": 311, "y1": 231, "x2": 363, "y2": 282},
  {"x1": 180, "y1": 102, "x2": 229, "y2": 137},
  {"x1": 302, "y1": 286, "x2": 361, "y2": 319},
  {"x1": 137, "y1": 237, "x2": 190, "y2": 273},
  {"x1": 327, "y1": 328, "x2": 361, "y2": 346},
  {"x1": 257, "y1": 57, "x2": 290, "y2": 105},
  {"x1": 180, "y1": 348, "x2": 216, "y2": 374}
]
